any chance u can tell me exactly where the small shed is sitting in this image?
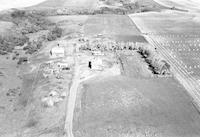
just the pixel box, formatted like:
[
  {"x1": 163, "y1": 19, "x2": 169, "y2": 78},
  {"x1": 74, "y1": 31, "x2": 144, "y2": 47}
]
[
  {"x1": 50, "y1": 46, "x2": 65, "y2": 58},
  {"x1": 92, "y1": 51, "x2": 104, "y2": 56}
]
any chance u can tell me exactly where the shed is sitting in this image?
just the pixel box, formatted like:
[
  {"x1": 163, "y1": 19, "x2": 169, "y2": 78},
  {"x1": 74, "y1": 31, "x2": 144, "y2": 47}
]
[{"x1": 92, "y1": 51, "x2": 104, "y2": 56}]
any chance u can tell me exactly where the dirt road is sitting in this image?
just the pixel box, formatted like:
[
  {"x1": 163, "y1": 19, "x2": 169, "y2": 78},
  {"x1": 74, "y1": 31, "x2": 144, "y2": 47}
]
[{"x1": 64, "y1": 50, "x2": 80, "y2": 137}]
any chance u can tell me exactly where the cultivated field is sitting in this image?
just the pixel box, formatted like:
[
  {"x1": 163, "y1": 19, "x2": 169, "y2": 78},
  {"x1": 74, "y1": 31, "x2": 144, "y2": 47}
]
[
  {"x1": 129, "y1": 11, "x2": 200, "y2": 109},
  {"x1": 84, "y1": 14, "x2": 147, "y2": 42}
]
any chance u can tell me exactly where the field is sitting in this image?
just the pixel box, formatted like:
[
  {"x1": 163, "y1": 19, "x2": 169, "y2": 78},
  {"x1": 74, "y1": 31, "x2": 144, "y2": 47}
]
[
  {"x1": 0, "y1": 21, "x2": 14, "y2": 35},
  {"x1": 153, "y1": 0, "x2": 200, "y2": 12},
  {"x1": 119, "y1": 51, "x2": 153, "y2": 78},
  {"x1": 129, "y1": 11, "x2": 200, "y2": 109},
  {"x1": 73, "y1": 75, "x2": 200, "y2": 137},
  {"x1": 47, "y1": 15, "x2": 88, "y2": 36},
  {"x1": 84, "y1": 14, "x2": 147, "y2": 42},
  {"x1": 43, "y1": 12, "x2": 200, "y2": 137}
]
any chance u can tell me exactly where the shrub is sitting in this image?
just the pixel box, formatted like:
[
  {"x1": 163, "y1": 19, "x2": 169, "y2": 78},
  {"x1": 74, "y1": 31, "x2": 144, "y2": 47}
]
[
  {"x1": 52, "y1": 26, "x2": 62, "y2": 38},
  {"x1": 0, "y1": 34, "x2": 28, "y2": 53},
  {"x1": 47, "y1": 26, "x2": 62, "y2": 41},
  {"x1": 17, "y1": 57, "x2": 28, "y2": 65},
  {"x1": 0, "y1": 50, "x2": 7, "y2": 55},
  {"x1": 11, "y1": 10, "x2": 26, "y2": 18},
  {"x1": 23, "y1": 40, "x2": 43, "y2": 54},
  {"x1": 11, "y1": 9, "x2": 52, "y2": 34}
]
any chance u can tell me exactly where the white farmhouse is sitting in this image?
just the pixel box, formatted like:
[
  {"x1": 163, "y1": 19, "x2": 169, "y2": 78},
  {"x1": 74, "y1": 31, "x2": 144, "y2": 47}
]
[{"x1": 50, "y1": 46, "x2": 65, "y2": 58}]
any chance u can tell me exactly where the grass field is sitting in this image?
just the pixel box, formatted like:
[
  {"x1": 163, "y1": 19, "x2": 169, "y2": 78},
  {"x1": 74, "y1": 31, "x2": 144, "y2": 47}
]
[
  {"x1": 73, "y1": 75, "x2": 200, "y2": 137},
  {"x1": 0, "y1": 21, "x2": 14, "y2": 35}
]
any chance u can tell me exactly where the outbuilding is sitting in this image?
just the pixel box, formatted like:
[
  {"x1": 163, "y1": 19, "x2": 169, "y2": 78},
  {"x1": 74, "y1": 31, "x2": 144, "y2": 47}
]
[
  {"x1": 88, "y1": 57, "x2": 103, "y2": 70},
  {"x1": 50, "y1": 45, "x2": 65, "y2": 58}
]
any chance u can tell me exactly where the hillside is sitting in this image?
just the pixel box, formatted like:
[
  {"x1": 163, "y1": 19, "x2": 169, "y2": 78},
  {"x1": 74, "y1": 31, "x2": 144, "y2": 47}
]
[
  {"x1": 1, "y1": 0, "x2": 200, "y2": 137},
  {"x1": 29, "y1": 0, "x2": 99, "y2": 10}
]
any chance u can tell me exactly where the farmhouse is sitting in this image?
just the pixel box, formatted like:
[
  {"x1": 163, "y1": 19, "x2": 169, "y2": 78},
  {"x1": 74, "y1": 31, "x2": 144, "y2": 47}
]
[{"x1": 50, "y1": 45, "x2": 65, "y2": 58}]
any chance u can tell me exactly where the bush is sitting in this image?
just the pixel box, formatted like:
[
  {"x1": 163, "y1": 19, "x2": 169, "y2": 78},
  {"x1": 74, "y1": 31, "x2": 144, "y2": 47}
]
[
  {"x1": 52, "y1": 26, "x2": 62, "y2": 38},
  {"x1": 0, "y1": 50, "x2": 7, "y2": 55},
  {"x1": 17, "y1": 57, "x2": 28, "y2": 65},
  {"x1": 0, "y1": 34, "x2": 28, "y2": 53},
  {"x1": 0, "y1": 10, "x2": 62, "y2": 54},
  {"x1": 23, "y1": 40, "x2": 43, "y2": 54},
  {"x1": 11, "y1": 9, "x2": 52, "y2": 34},
  {"x1": 11, "y1": 10, "x2": 26, "y2": 18},
  {"x1": 47, "y1": 26, "x2": 62, "y2": 41}
]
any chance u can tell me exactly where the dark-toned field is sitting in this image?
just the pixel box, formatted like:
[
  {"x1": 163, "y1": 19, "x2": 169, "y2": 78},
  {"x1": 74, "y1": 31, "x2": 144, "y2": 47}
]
[{"x1": 84, "y1": 14, "x2": 147, "y2": 43}]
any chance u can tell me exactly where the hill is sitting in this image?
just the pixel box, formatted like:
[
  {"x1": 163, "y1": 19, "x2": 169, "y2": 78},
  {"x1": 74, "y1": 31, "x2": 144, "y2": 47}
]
[{"x1": 29, "y1": 0, "x2": 99, "y2": 9}]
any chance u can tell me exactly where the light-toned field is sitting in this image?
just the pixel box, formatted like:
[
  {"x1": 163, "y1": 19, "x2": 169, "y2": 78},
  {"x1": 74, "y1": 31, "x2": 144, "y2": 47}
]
[
  {"x1": 153, "y1": 0, "x2": 200, "y2": 12},
  {"x1": 0, "y1": 21, "x2": 14, "y2": 35},
  {"x1": 129, "y1": 11, "x2": 200, "y2": 34}
]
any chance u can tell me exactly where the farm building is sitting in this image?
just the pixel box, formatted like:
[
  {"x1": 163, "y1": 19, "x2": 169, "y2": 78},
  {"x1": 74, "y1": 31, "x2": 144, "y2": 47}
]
[
  {"x1": 50, "y1": 45, "x2": 65, "y2": 58},
  {"x1": 88, "y1": 57, "x2": 103, "y2": 70},
  {"x1": 92, "y1": 51, "x2": 104, "y2": 56},
  {"x1": 57, "y1": 62, "x2": 69, "y2": 69}
]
